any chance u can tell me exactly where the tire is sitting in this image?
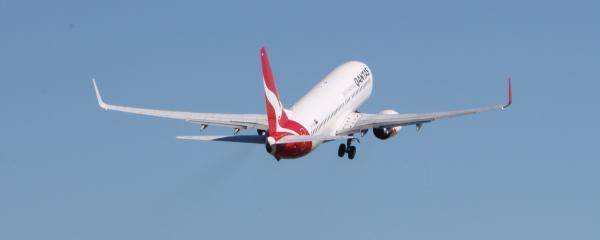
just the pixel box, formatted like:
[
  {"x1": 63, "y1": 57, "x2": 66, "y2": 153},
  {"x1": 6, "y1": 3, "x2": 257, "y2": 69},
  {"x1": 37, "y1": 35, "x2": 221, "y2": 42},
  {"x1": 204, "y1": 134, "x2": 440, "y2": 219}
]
[
  {"x1": 348, "y1": 146, "x2": 356, "y2": 160},
  {"x1": 338, "y1": 144, "x2": 346, "y2": 157}
]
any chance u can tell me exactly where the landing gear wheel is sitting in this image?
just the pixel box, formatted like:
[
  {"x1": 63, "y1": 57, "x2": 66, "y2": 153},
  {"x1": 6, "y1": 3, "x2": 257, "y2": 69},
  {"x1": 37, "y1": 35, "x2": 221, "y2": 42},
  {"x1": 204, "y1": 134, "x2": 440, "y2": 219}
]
[
  {"x1": 348, "y1": 146, "x2": 356, "y2": 160},
  {"x1": 338, "y1": 144, "x2": 346, "y2": 157}
]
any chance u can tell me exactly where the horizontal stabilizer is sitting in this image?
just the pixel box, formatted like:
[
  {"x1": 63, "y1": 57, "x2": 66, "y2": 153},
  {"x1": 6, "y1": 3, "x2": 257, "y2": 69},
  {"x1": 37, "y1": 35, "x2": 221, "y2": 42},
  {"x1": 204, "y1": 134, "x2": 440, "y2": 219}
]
[
  {"x1": 176, "y1": 135, "x2": 266, "y2": 144},
  {"x1": 275, "y1": 135, "x2": 354, "y2": 144}
]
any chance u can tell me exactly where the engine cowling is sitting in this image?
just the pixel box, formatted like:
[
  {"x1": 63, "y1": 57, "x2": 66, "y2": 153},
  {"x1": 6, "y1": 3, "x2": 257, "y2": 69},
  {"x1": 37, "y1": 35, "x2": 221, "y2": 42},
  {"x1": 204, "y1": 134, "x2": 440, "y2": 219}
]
[{"x1": 373, "y1": 109, "x2": 402, "y2": 140}]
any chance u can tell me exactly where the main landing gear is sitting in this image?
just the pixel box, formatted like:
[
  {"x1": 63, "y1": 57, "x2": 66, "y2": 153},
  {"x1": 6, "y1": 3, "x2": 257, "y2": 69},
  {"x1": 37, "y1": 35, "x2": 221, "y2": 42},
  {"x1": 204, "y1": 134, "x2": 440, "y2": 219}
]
[{"x1": 338, "y1": 138, "x2": 357, "y2": 160}]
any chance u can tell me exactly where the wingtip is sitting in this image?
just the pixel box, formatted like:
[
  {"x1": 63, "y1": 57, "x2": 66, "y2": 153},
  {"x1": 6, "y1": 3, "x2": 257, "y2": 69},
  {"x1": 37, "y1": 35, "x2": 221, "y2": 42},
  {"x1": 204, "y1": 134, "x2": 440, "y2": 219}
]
[
  {"x1": 503, "y1": 77, "x2": 512, "y2": 110},
  {"x1": 92, "y1": 78, "x2": 108, "y2": 110}
]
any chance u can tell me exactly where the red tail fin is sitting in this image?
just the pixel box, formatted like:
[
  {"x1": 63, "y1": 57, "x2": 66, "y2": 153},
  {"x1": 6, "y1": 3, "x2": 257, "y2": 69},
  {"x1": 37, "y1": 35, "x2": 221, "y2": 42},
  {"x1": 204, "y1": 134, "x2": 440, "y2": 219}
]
[{"x1": 261, "y1": 47, "x2": 284, "y2": 135}]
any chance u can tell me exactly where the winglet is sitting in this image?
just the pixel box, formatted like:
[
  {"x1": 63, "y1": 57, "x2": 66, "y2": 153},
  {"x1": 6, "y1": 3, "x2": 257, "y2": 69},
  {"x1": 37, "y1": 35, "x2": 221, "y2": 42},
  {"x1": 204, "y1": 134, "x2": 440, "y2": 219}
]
[
  {"x1": 502, "y1": 77, "x2": 512, "y2": 110},
  {"x1": 92, "y1": 78, "x2": 109, "y2": 110}
]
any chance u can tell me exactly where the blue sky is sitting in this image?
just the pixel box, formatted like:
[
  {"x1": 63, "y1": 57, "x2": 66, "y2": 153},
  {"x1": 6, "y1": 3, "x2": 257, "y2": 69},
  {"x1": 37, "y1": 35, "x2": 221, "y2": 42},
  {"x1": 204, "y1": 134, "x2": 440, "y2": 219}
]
[{"x1": 1, "y1": 0, "x2": 599, "y2": 239}]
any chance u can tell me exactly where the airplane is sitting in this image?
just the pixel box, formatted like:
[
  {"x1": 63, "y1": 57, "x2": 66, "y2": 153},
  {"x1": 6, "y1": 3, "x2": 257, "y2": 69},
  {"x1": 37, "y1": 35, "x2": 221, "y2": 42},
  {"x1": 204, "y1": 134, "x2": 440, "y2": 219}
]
[{"x1": 92, "y1": 47, "x2": 512, "y2": 160}]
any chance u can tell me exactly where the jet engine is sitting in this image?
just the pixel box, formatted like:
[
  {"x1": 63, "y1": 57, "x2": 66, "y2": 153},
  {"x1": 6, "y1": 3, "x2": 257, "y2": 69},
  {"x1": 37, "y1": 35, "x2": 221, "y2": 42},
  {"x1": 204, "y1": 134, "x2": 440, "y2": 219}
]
[{"x1": 372, "y1": 109, "x2": 402, "y2": 140}]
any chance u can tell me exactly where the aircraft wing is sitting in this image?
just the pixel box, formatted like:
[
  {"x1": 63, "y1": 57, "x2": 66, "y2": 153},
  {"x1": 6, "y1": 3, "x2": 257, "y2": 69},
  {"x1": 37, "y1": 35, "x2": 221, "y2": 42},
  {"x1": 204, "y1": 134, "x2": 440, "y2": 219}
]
[
  {"x1": 92, "y1": 79, "x2": 268, "y2": 130},
  {"x1": 337, "y1": 79, "x2": 512, "y2": 136}
]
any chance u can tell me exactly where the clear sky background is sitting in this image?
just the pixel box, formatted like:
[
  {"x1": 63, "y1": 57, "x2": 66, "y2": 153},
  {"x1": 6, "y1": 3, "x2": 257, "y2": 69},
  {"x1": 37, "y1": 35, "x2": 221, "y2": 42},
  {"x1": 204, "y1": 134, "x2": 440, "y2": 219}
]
[{"x1": 1, "y1": 0, "x2": 599, "y2": 239}]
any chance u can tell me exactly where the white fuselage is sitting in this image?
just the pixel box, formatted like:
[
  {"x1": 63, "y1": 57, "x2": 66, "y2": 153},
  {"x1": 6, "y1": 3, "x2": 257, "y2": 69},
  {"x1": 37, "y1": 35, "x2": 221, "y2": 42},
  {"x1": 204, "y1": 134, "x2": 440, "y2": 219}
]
[{"x1": 289, "y1": 61, "x2": 373, "y2": 149}]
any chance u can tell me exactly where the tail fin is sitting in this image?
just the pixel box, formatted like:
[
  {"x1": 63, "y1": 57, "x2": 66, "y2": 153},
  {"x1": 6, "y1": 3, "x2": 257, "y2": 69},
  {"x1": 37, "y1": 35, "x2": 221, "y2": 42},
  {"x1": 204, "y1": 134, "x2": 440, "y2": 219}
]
[{"x1": 261, "y1": 47, "x2": 285, "y2": 136}]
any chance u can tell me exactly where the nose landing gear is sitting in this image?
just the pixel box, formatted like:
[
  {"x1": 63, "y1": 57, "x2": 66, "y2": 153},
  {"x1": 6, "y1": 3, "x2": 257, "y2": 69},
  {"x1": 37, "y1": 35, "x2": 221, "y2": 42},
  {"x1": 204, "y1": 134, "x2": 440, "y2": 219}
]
[{"x1": 337, "y1": 138, "x2": 357, "y2": 160}]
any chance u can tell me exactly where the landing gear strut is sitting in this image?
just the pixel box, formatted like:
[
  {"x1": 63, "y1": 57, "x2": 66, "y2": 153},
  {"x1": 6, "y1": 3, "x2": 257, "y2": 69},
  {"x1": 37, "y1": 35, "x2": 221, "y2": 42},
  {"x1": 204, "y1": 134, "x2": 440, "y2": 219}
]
[{"x1": 338, "y1": 138, "x2": 357, "y2": 160}]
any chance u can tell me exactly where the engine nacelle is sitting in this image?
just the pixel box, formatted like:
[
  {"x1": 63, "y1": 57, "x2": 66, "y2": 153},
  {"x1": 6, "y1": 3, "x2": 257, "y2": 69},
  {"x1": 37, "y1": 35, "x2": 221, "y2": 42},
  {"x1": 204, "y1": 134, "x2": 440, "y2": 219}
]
[{"x1": 373, "y1": 109, "x2": 402, "y2": 140}]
